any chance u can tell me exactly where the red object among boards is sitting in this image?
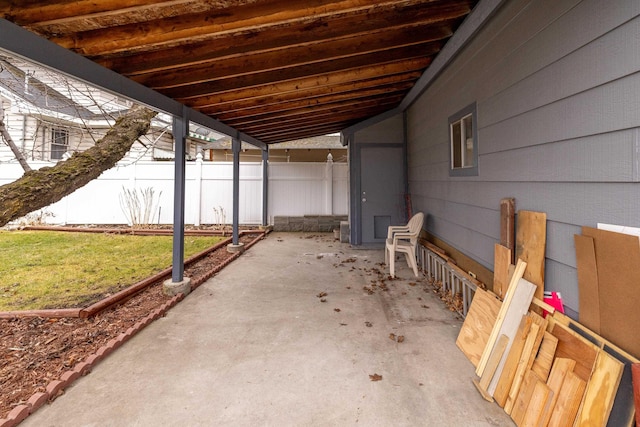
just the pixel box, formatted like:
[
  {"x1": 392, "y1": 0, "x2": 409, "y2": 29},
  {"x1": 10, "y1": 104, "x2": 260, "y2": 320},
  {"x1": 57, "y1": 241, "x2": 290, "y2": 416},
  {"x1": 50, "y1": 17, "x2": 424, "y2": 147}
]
[
  {"x1": 632, "y1": 363, "x2": 640, "y2": 427},
  {"x1": 543, "y1": 291, "x2": 564, "y2": 318}
]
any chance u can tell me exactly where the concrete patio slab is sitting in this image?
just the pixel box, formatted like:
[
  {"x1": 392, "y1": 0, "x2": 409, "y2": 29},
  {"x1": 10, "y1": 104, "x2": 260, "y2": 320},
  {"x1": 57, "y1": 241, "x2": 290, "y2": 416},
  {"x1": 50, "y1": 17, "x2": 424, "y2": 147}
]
[{"x1": 22, "y1": 232, "x2": 513, "y2": 427}]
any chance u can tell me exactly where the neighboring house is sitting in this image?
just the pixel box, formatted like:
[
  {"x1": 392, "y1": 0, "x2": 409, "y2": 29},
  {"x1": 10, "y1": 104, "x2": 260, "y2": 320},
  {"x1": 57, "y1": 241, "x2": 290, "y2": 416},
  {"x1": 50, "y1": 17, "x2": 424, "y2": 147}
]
[
  {"x1": 1, "y1": 56, "x2": 346, "y2": 165},
  {"x1": 189, "y1": 133, "x2": 346, "y2": 163},
  {"x1": 345, "y1": 0, "x2": 640, "y2": 320},
  {"x1": 0, "y1": 56, "x2": 175, "y2": 164}
]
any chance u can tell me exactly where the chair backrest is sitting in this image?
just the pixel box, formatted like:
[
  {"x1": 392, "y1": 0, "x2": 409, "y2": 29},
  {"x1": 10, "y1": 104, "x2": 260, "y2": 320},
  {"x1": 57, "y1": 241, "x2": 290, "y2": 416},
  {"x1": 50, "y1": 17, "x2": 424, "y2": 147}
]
[{"x1": 406, "y1": 212, "x2": 424, "y2": 243}]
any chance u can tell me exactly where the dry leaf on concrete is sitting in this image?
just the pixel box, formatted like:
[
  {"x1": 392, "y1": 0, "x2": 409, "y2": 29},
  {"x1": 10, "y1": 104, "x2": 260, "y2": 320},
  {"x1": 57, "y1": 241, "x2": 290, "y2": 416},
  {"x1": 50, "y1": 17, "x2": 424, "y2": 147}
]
[{"x1": 369, "y1": 373, "x2": 383, "y2": 381}]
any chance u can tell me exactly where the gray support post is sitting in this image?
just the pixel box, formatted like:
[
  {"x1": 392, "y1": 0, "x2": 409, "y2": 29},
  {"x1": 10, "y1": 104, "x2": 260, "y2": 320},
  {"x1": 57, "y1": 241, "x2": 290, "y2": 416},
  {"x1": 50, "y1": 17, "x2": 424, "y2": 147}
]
[
  {"x1": 227, "y1": 135, "x2": 244, "y2": 253},
  {"x1": 262, "y1": 148, "x2": 269, "y2": 227},
  {"x1": 163, "y1": 107, "x2": 191, "y2": 296}
]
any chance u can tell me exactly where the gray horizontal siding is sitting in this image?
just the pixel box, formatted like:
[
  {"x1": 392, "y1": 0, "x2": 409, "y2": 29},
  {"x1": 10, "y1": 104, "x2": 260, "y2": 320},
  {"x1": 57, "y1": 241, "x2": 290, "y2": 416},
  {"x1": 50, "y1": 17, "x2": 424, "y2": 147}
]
[
  {"x1": 480, "y1": 73, "x2": 640, "y2": 155},
  {"x1": 414, "y1": 181, "x2": 640, "y2": 227},
  {"x1": 481, "y1": 14, "x2": 640, "y2": 129},
  {"x1": 478, "y1": 130, "x2": 639, "y2": 183},
  {"x1": 426, "y1": 214, "x2": 497, "y2": 269},
  {"x1": 410, "y1": 129, "x2": 639, "y2": 182},
  {"x1": 403, "y1": 0, "x2": 640, "y2": 316}
]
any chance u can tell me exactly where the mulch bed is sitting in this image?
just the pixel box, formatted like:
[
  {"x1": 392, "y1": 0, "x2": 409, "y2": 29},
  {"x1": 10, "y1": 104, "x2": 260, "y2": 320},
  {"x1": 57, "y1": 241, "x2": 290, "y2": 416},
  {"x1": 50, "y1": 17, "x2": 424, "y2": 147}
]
[{"x1": 0, "y1": 231, "x2": 263, "y2": 422}]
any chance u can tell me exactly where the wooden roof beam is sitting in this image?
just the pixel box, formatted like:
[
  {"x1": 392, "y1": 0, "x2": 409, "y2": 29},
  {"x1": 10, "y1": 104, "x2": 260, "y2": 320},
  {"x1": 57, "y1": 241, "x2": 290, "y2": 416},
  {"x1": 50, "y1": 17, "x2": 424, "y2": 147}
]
[
  {"x1": 234, "y1": 99, "x2": 401, "y2": 134},
  {"x1": 215, "y1": 89, "x2": 410, "y2": 122},
  {"x1": 1, "y1": 1, "x2": 190, "y2": 25},
  {"x1": 164, "y1": 46, "x2": 435, "y2": 99},
  {"x1": 97, "y1": 2, "x2": 469, "y2": 74},
  {"x1": 190, "y1": 62, "x2": 425, "y2": 109},
  {"x1": 133, "y1": 27, "x2": 448, "y2": 89},
  {"x1": 200, "y1": 71, "x2": 421, "y2": 113},
  {"x1": 259, "y1": 125, "x2": 353, "y2": 143},
  {"x1": 212, "y1": 83, "x2": 414, "y2": 121},
  {"x1": 39, "y1": 0, "x2": 439, "y2": 55}
]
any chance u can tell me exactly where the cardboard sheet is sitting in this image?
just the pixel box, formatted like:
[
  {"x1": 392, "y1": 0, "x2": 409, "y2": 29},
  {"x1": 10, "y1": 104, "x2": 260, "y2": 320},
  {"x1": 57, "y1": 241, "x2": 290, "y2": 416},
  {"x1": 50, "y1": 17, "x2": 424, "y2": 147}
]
[{"x1": 582, "y1": 227, "x2": 640, "y2": 358}]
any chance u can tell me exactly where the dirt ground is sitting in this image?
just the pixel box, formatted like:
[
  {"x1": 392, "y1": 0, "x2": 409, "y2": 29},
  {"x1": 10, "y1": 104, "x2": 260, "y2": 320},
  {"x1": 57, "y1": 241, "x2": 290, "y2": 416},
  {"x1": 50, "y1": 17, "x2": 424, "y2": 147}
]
[{"x1": 0, "y1": 233, "x2": 259, "y2": 419}]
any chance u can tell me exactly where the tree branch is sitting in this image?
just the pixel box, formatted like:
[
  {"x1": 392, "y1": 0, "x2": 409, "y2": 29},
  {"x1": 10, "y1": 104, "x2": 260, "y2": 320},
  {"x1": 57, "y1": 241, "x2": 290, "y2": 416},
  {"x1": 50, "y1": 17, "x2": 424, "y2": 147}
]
[
  {"x1": 0, "y1": 102, "x2": 32, "y2": 172},
  {"x1": 0, "y1": 105, "x2": 157, "y2": 227}
]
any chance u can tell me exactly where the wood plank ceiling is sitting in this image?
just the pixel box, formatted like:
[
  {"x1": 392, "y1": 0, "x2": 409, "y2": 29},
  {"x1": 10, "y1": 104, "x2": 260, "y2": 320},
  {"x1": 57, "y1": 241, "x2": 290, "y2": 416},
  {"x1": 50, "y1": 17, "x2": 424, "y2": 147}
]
[{"x1": 1, "y1": 0, "x2": 477, "y2": 144}]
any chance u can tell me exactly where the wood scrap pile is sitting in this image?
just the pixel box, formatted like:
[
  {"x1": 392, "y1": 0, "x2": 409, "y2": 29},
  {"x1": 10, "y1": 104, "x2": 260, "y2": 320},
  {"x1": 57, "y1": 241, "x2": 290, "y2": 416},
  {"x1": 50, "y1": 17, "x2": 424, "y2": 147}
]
[{"x1": 456, "y1": 210, "x2": 639, "y2": 426}]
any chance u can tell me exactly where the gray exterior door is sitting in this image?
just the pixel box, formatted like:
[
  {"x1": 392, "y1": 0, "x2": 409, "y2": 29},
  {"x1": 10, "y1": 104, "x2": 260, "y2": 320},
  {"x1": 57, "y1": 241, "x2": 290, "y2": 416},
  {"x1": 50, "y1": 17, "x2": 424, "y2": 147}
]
[{"x1": 360, "y1": 146, "x2": 405, "y2": 244}]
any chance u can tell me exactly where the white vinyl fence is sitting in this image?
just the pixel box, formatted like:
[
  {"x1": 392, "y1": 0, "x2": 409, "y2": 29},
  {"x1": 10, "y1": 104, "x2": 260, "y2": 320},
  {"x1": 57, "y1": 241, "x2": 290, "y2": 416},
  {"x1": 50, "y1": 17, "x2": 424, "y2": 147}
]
[{"x1": 0, "y1": 157, "x2": 348, "y2": 226}]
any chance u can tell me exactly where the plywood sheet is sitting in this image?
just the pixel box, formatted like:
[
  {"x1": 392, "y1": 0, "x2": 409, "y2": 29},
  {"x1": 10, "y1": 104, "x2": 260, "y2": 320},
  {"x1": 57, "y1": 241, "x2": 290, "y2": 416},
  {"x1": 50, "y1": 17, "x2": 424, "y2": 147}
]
[
  {"x1": 494, "y1": 243, "x2": 511, "y2": 299},
  {"x1": 515, "y1": 210, "x2": 547, "y2": 301},
  {"x1": 582, "y1": 226, "x2": 640, "y2": 358},
  {"x1": 486, "y1": 278, "x2": 537, "y2": 395},
  {"x1": 564, "y1": 317, "x2": 638, "y2": 427},
  {"x1": 574, "y1": 234, "x2": 600, "y2": 333},
  {"x1": 456, "y1": 288, "x2": 501, "y2": 367},
  {"x1": 576, "y1": 350, "x2": 624, "y2": 427},
  {"x1": 551, "y1": 322, "x2": 599, "y2": 383}
]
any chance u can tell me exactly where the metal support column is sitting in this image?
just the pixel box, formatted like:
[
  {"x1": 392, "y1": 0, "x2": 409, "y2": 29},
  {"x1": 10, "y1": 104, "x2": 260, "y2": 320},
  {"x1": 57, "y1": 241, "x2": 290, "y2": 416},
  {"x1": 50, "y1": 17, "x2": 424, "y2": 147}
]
[
  {"x1": 262, "y1": 148, "x2": 269, "y2": 227},
  {"x1": 163, "y1": 107, "x2": 192, "y2": 295},
  {"x1": 171, "y1": 108, "x2": 188, "y2": 282},
  {"x1": 232, "y1": 135, "x2": 241, "y2": 246}
]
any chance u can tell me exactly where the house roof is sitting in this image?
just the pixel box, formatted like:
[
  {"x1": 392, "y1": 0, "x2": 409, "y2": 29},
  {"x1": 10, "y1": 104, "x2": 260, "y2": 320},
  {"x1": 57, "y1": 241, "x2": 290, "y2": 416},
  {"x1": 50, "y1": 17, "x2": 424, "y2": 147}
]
[{"x1": 1, "y1": 0, "x2": 478, "y2": 144}]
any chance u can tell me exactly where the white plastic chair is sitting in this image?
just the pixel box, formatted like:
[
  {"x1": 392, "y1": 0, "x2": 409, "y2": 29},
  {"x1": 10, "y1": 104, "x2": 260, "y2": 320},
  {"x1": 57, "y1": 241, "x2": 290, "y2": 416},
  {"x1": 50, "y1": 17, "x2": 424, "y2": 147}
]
[{"x1": 385, "y1": 212, "x2": 424, "y2": 278}]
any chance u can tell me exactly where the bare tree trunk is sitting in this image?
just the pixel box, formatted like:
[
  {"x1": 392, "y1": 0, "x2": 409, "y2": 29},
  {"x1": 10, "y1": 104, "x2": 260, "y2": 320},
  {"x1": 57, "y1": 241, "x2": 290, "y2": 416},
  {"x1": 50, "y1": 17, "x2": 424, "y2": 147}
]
[
  {"x1": 0, "y1": 105, "x2": 157, "y2": 227},
  {"x1": 0, "y1": 102, "x2": 32, "y2": 172}
]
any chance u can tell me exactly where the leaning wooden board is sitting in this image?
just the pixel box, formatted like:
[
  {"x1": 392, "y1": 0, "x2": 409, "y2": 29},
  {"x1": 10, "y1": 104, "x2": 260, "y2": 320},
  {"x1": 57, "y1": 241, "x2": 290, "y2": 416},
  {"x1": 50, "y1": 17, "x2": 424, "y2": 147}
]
[
  {"x1": 500, "y1": 198, "x2": 515, "y2": 264},
  {"x1": 515, "y1": 210, "x2": 546, "y2": 302},
  {"x1": 456, "y1": 288, "x2": 501, "y2": 367},
  {"x1": 493, "y1": 243, "x2": 511, "y2": 299},
  {"x1": 575, "y1": 349, "x2": 624, "y2": 427},
  {"x1": 531, "y1": 331, "x2": 558, "y2": 382},
  {"x1": 557, "y1": 313, "x2": 638, "y2": 427},
  {"x1": 476, "y1": 259, "x2": 527, "y2": 377},
  {"x1": 550, "y1": 321, "x2": 599, "y2": 383},
  {"x1": 548, "y1": 371, "x2": 586, "y2": 427},
  {"x1": 493, "y1": 315, "x2": 532, "y2": 407},
  {"x1": 504, "y1": 322, "x2": 541, "y2": 414},
  {"x1": 486, "y1": 278, "x2": 537, "y2": 396}
]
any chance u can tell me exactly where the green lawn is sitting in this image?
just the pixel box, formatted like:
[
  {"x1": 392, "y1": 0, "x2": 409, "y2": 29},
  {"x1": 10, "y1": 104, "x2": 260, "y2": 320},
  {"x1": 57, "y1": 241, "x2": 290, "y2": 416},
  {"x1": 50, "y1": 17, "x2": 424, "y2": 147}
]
[{"x1": 0, "y1": 231, "x2": 223, "y2": 311}]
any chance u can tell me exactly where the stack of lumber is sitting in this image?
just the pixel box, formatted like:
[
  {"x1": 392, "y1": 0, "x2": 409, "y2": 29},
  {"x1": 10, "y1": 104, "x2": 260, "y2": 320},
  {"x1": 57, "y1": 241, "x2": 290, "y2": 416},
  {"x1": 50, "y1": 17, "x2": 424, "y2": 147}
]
[
  {"x1": 455, "y1": 210, "x2": 638, "y2": 426},
  {"x1": 458, "y1": 275, "x2": 638, "y2": 426}
]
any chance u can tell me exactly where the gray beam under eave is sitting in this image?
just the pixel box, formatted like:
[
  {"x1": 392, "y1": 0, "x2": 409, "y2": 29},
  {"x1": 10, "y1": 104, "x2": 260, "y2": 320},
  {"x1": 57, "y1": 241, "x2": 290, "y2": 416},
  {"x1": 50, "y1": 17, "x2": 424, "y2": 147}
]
[{"x1": 0, "y1": 18, "x2": 266, "y2": 148}]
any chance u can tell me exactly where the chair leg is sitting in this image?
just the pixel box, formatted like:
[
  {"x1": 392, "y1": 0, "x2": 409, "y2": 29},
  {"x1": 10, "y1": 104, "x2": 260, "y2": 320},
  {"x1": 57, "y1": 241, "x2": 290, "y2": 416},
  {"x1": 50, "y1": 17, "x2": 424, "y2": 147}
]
[
  {"x1": 402, "y1": 252, "x2": 419, "y2": 277},
  {"x1": 384, "y1": 245, "x2": 389, "y2": 265},
  {"x1": 390, "y1": 251, "x2": 395, "y2": 278}
]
